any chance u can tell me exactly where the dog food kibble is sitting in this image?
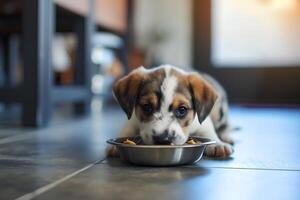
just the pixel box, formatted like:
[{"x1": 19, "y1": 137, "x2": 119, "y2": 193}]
[
  {"x1": 186, "y1": 139, "x2": 202, "y2": 145},
  {"x1": 187, "y1": 139, "x2": 197, "y2": 144},
  {"x1": 122, "y1": 138, "x2": 201, "y2": 145},
  {"x1": 123, "y1": 139, "x2": 136, "y2": 145}
]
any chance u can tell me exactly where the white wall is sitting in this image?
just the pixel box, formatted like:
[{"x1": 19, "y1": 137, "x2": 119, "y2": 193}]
[{"x1": 133, "y1": 0, "x2": 192, "y2": 69}]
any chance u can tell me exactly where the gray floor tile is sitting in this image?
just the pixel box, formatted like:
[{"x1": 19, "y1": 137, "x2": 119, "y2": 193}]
[
  {"x1": 0, "y1": 164, "x2": 81, "y2": 200},
  {"x1": 0, "y1": 129, "x2": 31, "y2": 140},
  {"x1": 1, "y1": 106, "x2": 299, "y2": 199},
  {"x1": 0, "y1": 107, "x2": 125, "y2": 199},
  {"x1": 35, "y1": 158, "x2": 300, "y2": 200},
  {"x1": 201, "y1": 107, "x2": 300, "y2": 170}
]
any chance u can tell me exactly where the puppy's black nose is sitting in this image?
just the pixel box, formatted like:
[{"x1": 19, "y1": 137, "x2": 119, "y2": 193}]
[{"x1": 152, "y1": 130, "x2": 174, "y2": 144}]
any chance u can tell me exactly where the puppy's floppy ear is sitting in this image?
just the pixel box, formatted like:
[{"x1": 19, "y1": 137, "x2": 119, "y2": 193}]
[
  {"x1": 188, "y1": 73, "x2": 218, "y2": 124},
  {"x1": 113, "y1": 67, "x2": 145, "y2": 119}
]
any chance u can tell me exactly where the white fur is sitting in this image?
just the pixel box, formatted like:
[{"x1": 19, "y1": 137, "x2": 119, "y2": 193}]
[
  {"x1": 139, "y1": 67, "x2": 188, "y2": 144},
  {"x1": 189, "y1": 115, "x2": 222, "y2": 142},
  {"x1": 161, "y1": 67, "x2": 176, "y2": 110}
]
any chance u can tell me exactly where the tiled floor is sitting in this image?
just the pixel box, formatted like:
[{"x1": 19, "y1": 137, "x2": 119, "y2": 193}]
[{"x1": 0, "y1": 105, "x2": 299, "y2": 200}]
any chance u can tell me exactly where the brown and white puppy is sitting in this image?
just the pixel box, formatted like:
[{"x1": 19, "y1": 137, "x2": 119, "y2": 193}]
[{"x1": 109, "y1": 65, "x2": 234, "y2": 158}]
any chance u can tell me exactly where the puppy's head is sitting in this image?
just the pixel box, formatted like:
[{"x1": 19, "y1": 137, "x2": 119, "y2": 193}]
[{"x1": 113, "y1": 65, "x2": 218, "y2": 145}]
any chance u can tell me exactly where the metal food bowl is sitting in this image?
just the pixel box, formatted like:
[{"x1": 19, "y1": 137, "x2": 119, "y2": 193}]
[{"x1": 107, "y1": 136, "x2": 215, "y2": 166}]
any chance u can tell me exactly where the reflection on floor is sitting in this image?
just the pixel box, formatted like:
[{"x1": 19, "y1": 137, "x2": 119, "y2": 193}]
[{"x1": 0, "y1": 105, "x2": 299, "y2": 200}]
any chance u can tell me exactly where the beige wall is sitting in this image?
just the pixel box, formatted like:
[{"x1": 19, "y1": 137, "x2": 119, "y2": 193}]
[{"x1": 133, "y1": 0, "x2": 192, "y2": 69}]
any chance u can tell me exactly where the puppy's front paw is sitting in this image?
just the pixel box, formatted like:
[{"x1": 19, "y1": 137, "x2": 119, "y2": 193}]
[
  {"x1": 106, "y1": 145, "x2": 119, "y2": 157},
  {"x1": 205, "y1": 142, "x2": 233, "y2": 158}
]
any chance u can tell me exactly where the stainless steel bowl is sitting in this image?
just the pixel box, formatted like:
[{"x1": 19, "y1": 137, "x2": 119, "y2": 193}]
[{"x1": 107, "y1": 136, "x2": 215, "y2": 166}]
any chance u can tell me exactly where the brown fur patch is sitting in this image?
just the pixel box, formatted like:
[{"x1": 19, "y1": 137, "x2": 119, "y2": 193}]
[
  {"x1": 134, "y1": 68, "x2": 166, "y2": 122},
  {"x1": 113, "y1": 70, "x2": 144, "y2": 119},
  {"x1": 139, "y1": 93, "x2": 159, "y2": 107},
  {"x1": 188, "y1": 73, "x2": 218, "y2": 123},
  {"x1": 135, "y1": 92, "x2": 159, "y2": 122},
  {"x1": 172, "y1": 94, "x2": 191, "y2": 109}
]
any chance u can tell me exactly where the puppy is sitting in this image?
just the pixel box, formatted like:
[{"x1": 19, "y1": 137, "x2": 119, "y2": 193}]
[{"x1": 108, "y1": 65, "x2": 234, "y2": 158}]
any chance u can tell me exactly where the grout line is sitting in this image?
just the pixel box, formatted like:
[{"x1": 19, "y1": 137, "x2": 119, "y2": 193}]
[
  {"x1": 0, "y1": 132, "x2": 35, "y2": 145},
  {"x1": 0, "y1": 118, "x2": 90, "y2": 146},
  {"x1": 101, "y1": 158, "x2": 300, "y2": 172},
  {"x1": 15, "y1": 159, "x2": 104, "y2": 200},
  {"x1": 200, "y1": 166, "x2": 300, "y2": 172}
]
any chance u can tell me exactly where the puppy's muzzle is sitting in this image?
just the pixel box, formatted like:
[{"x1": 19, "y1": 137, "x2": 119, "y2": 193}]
[{"x1": 152, "y1": 130, "x2": 175, "y2": 144}]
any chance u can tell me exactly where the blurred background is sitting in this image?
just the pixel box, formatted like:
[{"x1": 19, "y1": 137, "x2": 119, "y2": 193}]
[
  {"x1": 0, "y1": 0, "x2": 299, "y2": 126},
  {"x1": 0, "y1": 1, "x2": 300, "y2": 199}
]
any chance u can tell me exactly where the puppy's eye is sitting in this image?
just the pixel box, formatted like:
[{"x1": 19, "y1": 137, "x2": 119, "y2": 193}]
[
  {"x1": 142, "y1": 104, "x2": 153, "y2": 115},
  {"x1": 175, "y1": 106, "x2": 188, "y2": 118}
]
